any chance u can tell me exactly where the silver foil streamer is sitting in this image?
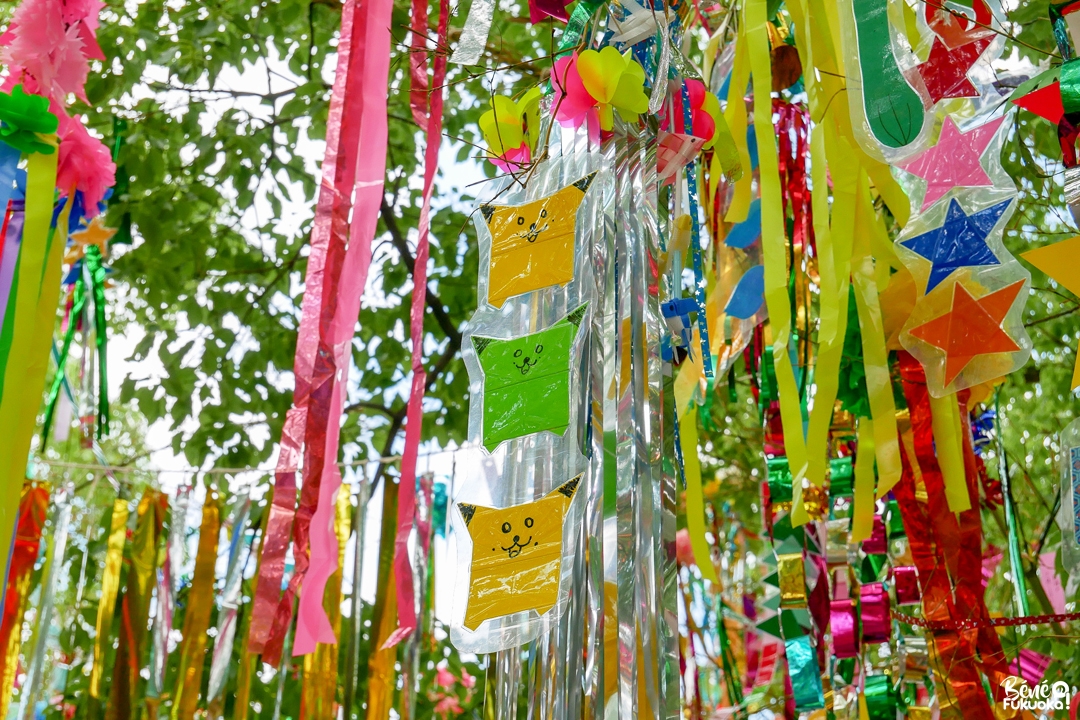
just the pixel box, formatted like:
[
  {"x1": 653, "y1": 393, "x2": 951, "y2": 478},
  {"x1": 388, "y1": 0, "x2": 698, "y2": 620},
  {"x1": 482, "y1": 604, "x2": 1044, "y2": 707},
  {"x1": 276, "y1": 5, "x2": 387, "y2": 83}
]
[
  {"x1": 207, "y1": 490, "x2": 254, "y2": 714},
  {"x1": 147, "y1": 483, "x2": 190, "y2": 702},
  {"x1": 449, "y1": 0, "x2": 495, "y2": 65},
  {"x1": 16, "y1": 490, "x2": 72, "y2": 720}
]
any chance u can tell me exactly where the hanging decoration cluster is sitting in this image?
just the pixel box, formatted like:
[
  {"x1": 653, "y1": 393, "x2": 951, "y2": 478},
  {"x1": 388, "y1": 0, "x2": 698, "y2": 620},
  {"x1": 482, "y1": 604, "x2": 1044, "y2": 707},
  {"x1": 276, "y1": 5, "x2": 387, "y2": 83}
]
[{"x1": 10, "y1": 0, "x2": 1080, "y2": 717}]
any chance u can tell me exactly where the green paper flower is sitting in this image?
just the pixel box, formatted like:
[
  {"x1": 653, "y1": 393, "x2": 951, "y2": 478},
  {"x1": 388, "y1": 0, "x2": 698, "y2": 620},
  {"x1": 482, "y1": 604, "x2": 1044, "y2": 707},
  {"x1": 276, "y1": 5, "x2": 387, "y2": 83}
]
[{"x1": 0, "y1": 85, "x2": 59, "y2": 155}]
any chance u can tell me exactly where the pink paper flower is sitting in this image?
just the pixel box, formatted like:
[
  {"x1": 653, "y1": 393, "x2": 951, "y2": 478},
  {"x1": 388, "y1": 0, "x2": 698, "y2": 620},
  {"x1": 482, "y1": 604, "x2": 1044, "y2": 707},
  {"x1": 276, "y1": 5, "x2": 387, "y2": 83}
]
[
  {"x1": 56, "y1": 114, "x2": 116, "y2": 214},
  {"x1": 1, "y1": 0, "x2": 91, "y2": 104},
  {"x1": 551, "y1": 54, "x2": 597, "y2": 129},
  {"x1": 433, "y1": 695, "x2": 464, "y2": 718},
  {"x1": 676, "y1": 528, "x2": 696, "y2": 566},
  {"x1": 460, "y1": 668, "x2": 476, "y2": 689},
  {"x1": 435, "y1": 665, "x2": 457, "y2": 690}
]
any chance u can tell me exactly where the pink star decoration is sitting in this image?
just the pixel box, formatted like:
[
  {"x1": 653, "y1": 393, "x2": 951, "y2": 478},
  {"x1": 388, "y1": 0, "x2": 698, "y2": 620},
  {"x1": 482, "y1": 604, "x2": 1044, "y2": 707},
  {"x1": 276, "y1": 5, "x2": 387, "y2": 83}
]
[{"x1": 899, "y1": 115, "x2": 1003, "y2": 211}]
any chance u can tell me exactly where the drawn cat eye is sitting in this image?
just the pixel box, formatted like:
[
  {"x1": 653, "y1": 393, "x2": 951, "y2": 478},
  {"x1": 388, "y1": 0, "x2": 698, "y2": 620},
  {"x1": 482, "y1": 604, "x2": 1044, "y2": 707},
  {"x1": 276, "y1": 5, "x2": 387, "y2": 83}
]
[
  {"x1": 525, "y1": 517, "x2": 534, "y2": 528},
  {"x1": 534, "y1": 344, "x2": 543, "y2": 354},
  {"x1": 501, "y1": 522, "x2": 512, "y2": 533},
  {"x1": 514, "y1": 349, "x2": 522, "y2": 358},
  {"x1": 517, "y1": 216, "x2": 525, "y2": 226},
  {"x1": 540, "y1": 208, "x2": 547, "y2": 218}
]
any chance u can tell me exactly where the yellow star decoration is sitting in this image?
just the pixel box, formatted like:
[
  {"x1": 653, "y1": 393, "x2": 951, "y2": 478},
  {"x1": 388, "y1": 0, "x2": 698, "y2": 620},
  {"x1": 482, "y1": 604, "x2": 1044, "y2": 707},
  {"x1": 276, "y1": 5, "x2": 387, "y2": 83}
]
[
  {"x1": 63, "y1": 215, "x2": 116, "y2": 265},
  {"x1": 1022, "y1": 236, "x2": 1080, "y2": 390}
]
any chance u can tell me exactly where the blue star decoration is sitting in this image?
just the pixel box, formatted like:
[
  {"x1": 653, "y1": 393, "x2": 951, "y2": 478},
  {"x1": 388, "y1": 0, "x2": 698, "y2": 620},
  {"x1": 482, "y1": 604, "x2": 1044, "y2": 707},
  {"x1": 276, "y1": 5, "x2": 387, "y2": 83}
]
[{"x1": 899, "y1": 198, "x2": 1011, "y2": 292}]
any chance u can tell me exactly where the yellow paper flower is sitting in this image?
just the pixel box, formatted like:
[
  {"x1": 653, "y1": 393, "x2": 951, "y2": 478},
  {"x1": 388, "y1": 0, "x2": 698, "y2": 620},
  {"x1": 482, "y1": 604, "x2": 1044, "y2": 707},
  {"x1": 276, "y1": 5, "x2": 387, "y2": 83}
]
[
  {"x1": 576, "y1": 47, "x2": 649, "y2": 131},
  {"x1": 478, "y1": 88, "x2": 542, "y2": 169}
]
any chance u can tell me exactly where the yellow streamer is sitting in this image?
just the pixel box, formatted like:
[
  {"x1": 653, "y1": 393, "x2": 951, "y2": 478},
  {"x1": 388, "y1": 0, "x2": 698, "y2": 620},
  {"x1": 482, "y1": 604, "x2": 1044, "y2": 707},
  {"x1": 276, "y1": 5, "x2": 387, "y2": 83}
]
[
  {"x1": 722, "y1": 23, "x2": 752, "y2": 224},
  {"x1": 173, "y1": 494, "x2": 221, "y2": 720},
  {"x1": 0, "y1": 148, "x2": 59, "y2": 580},
  {"x1": 234, "y1": 490, "x2": 273, "y2": 720},
  {"x1": 679, "y1": 407, "x2": 719, "y2": 583},
  {"x1": 851, "y1": 185, "x2": 903, "y2": 499},
  {"x1": 851, "y1": 417, "x2": 877, "y2": 542},
  {"x1": 746, "y1": 0, "x2": 810, "y2": 525},
  {"x1": 367, "y1": 567, "x2": 398, "y2": 720},
  {"x1": 928, "y1": 393, "x2": 971, "y2": 513},
  {"x1": 91, "y1": 497, "x2": 130, "y2": 703},
  {"x1": 302, "y1": 484, "x2": 351, "y2": 719}
]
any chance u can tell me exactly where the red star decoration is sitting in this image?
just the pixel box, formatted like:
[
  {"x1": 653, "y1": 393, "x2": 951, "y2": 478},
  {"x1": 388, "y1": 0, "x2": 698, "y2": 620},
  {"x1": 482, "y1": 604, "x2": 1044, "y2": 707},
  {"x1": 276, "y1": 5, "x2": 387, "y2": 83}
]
[
  {"x1": 909, "y1": 280, "x2": 1025, "y2": 387},
  {"x1": 916, "y1": 36, "x2": 992, "y2": 103}
]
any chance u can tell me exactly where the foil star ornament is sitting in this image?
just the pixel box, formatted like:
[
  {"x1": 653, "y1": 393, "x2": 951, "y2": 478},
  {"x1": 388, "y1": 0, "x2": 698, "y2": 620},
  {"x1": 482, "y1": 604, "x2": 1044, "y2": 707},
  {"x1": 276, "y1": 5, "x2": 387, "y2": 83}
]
[
  {"x1": 916, "y1": 36, "x2": 991, "y2": 103},
  {"x1": 1022, "y1": 236, "x2": 1080, "y2": 389},
  {"x1": 899, "y1": 116, "x2": 1003, "y2": 211},
  {"x1": 898, "y1": 198, "x2": 1009, "y2": 293},
  {"x1": 909, "y1": 280, "x2": 1025, "y2": 387},
  {"x1": 63, "y1": 215, "x2": 116, "y2": 264}
]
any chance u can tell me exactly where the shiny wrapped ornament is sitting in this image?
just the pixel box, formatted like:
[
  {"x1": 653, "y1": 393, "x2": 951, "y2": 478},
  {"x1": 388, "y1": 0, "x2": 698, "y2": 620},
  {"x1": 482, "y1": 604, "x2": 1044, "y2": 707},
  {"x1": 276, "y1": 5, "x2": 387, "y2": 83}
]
[
  {"x1": 830, "y1": 598, "x2": 860, "y2": 658},
  {"x1": 862, "y1": 515, "x2": 887, "y2": 555},
  {"x1": 785, "y1": 634, "x2": 825, "y2": 711},
  {"x1": 860, "y1": 582, "x2": 892, "y2": 645},
  {"x1": 892, "y1": 566, "x2": 921, "y2": 606},
  {"x1": 776, "y1": 552, "x2": 808, "y2": 608}
]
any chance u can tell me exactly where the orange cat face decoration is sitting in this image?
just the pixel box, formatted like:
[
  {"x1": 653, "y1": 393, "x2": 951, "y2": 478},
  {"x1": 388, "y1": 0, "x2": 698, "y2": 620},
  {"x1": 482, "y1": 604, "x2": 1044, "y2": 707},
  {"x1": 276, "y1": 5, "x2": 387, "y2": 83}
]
[
  {"x1": 457, "y1": 474, "x2": 582, "y2": 631},
  {"x1": 480, "y1": 173, "x2": 596, "y2": 308}
]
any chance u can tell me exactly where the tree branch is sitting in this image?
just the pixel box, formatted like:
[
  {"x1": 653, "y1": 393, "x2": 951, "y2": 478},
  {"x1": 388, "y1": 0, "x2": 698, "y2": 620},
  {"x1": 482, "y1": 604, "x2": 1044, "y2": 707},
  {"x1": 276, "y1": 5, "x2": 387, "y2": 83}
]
[{"x1": 379, "y1": 198, "x2": 462, "y2": 345}]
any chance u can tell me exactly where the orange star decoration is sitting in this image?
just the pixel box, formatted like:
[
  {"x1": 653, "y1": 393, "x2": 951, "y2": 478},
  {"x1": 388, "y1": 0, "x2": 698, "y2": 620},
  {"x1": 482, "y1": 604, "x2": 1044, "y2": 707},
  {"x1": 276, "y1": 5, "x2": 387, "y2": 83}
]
[
  {"x1": 1022, "y1": 236, "x2": 1080, "y2": 389},
  {"x1": 909, "y1": 280, "x2": 1025, "y2": 387},
  {"x1": 63, "y1": 215, "x2": 116, "y2": 265}
]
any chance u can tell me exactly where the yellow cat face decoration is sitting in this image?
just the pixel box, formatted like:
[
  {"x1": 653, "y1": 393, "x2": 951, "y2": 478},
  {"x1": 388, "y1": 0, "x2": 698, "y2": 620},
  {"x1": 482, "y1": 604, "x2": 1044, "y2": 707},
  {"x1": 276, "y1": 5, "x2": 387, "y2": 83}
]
[
  {"x1": 457, "y1": 474, "x2": 582, "y2": 631},
  {"x1": 480, "y1": 173, "x2": 596, "y2": 308}
]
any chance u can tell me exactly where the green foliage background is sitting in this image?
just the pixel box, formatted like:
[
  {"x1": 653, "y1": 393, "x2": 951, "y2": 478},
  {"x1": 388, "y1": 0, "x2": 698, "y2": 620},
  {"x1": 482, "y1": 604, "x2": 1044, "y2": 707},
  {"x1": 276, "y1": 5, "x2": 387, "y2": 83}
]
[{"x1": 20, "y1": 0, "x2": 1080, "y2": 714}]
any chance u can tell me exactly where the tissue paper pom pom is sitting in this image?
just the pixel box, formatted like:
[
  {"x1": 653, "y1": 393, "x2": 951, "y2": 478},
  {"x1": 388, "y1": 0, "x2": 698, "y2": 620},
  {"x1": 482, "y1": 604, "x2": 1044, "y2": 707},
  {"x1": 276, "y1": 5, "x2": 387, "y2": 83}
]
[
  {"x1": 56, "y1": 115, "x2": 115, "y2": 214},
  {"x1": 1, "y1": 0, "x2": 93, "y2": 104}
]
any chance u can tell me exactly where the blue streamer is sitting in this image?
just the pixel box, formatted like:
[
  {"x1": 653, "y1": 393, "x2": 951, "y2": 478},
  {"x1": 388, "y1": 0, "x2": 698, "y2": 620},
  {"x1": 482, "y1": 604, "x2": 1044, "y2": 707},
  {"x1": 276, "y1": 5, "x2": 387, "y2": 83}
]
[{"x1": 681, "y1": 82, "x2": 714, "y2": 378}]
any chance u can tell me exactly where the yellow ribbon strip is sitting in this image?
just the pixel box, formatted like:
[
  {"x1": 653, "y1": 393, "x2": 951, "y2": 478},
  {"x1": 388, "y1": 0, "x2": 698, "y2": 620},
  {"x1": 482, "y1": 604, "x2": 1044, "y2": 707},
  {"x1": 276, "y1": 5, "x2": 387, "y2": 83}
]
[
  {"x1": 234, "y1": 489, "x2": 273, "y2": 720},
  {"x1": 91, "y1": 496, "x2": 130, "y2": 702},
  {"x1": 679, "y1": 407, "x2": 719, "y2": 583},
  {"x1": 723, "y1": 22, "x2": 752, "y2": 224},
  {"x1": 302, "y1": 483, "x2": 351, "y2": 719},
  {"x1": 0, "y1": 148, "x2": 60, "y2": 580},
  {"x1": 367, "y1": 565, "x2": 398, "y2": 720},
  {"x1": 173, "y1": 494, "x2": 221, "y2": 720},
  {"x1": 851, "y1": 417, "x2": 877, "y2": 542},
  {"x1": 747, "y1": 0, "x2": 810, "y2": 526},
  {"x1": 928, "y1": 393, "x2": 971, "y2": 513},
  {"x1": 852, "y1": 185, "x2": 903, "y2": 499}
]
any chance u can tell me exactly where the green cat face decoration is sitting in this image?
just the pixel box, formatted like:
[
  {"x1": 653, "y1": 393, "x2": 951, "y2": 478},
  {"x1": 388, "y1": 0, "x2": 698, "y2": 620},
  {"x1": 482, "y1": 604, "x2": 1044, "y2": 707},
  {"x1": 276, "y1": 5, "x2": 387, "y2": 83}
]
[{"x1": 473, "y1": 305, "x2": 587, "y2": 452}]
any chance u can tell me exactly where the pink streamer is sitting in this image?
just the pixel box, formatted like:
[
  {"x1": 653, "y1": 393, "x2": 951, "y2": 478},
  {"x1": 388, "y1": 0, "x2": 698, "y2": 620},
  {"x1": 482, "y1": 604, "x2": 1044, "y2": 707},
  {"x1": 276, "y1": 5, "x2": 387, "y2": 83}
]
[
  {"x1": 291, "y1": 0, "x2": 394, "y2": 657},
  {"x1": 247, "y1": 0, "x2": 368, "y2": 656},
  {"x1": 383, "y1": 0, "x2": 449, "y2": 649},
  {"x1": 1040, "y1": 551, "x2": 1066, "y2": 614}
]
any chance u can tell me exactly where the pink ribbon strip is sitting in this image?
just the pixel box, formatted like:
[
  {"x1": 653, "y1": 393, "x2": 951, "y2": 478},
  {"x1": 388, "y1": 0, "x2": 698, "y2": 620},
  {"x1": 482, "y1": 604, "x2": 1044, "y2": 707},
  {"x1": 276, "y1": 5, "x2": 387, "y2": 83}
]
[
  {"x1": 409, "y1": 0, "x2": 430, "y2": 128},
  {"x1": 383, "y1": 0, "x2": 449, "y2": 650},
  {"x1": 291, "y1": 0, "x2": 394, "y2": 657},
  {"x1": 246, "y1": 0, "x2": 367, "y2": 657}
]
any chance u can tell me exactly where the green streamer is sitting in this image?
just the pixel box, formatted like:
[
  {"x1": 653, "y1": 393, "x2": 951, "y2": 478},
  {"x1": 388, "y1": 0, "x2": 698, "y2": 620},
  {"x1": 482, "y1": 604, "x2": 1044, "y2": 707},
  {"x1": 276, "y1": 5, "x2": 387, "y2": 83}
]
[
  {"x1": 40, "y1": 269, "x2": 86, "y2": 444},
  {"x1": 86, "y1": 245, "x2": 109, "y2": 437},
  {"x1": 995, "y1": 387, "x2": 1029, "y2": 615},
  {"x1": 555, "y1": 0, "x2": 605, "y2": 57}
]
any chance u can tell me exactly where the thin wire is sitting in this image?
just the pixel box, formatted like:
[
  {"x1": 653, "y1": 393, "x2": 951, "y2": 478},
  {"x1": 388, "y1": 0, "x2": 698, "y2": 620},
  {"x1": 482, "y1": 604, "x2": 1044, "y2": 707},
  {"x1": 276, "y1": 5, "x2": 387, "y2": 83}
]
[{"x1": 31, "y1": 444, "x2": 478, "y2": 476}]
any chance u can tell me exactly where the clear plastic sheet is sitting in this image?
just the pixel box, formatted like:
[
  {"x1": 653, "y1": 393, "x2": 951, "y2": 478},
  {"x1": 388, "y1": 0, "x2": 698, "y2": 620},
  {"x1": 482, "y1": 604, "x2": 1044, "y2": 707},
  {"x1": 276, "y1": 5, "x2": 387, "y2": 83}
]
[
  {"x1": 451, "y1": 136, "x2": 613, "y2": 653},
  {"x1": 894, "y1": 109, "x2": 1032, "y2": 396}
]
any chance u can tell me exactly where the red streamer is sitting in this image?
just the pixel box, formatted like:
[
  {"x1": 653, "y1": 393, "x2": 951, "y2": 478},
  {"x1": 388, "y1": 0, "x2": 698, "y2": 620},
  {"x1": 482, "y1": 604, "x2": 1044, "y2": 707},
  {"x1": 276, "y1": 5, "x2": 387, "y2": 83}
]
[
  {"x1": 384, "y1": 0, "x2": 450, "y2": 649},
  {"x1": 247, "y1": 0, "x2": 370, "y2": 660}
]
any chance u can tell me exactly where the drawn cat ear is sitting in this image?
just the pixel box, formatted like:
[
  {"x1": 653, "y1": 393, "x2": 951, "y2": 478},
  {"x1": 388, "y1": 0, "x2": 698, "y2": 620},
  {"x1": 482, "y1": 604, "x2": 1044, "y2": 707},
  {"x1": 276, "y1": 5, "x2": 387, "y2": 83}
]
[
  {"x1": 458, "y1": 503, "x2": 477, "y2": 528},
  {"x1": 480, "y1": 205, "x2": 495, "y2": 223},
  {"x1": 565, "y1": 303, "x2": 589, "y2": 329},
  {"x1": 546, "y1": 473, "x2": 583, "y2": 501},
  {"x1": 472, "y1": 336, "x2": 492, "y2": 356},
  {"x1": 573, "y1": 172, "x2": 597, "y2": 194}
]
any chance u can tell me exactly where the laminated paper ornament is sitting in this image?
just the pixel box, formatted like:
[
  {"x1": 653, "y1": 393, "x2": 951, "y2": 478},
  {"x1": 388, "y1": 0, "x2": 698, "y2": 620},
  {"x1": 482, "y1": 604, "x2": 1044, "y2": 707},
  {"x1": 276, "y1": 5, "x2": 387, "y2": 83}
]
[
  {"x1": 898, "y1": 198, "x2": 1009, "y2": 293},
  {"x1": 480, "y1": 174, "x2": 596, "y2": 308},
  {"x1": 456, "y1": 474, "x2": 582, "y2": 630},
  {"x1": 472, "y1": 304, "x2": 587, "y2": 452},
  {"x1": 898, "y1": 116, "x2": 1003, "y2": 211}
]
